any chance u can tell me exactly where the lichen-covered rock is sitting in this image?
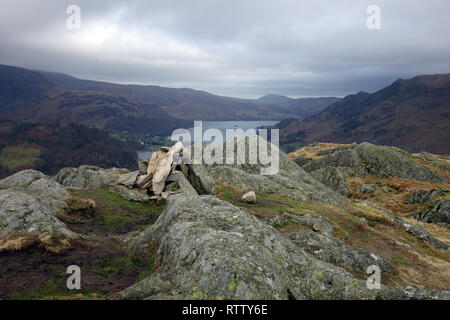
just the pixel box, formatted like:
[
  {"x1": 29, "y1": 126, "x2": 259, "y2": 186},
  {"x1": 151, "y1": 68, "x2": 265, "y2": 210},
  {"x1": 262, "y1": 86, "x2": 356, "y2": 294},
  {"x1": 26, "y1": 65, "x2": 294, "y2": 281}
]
[
  {"x1": 285, "y1": 231, "x2": 392, "y2": 273},
  {"x1": 122, "y1": 193, "x2": 445, "y2": 300},
  {"x1": 170, "y1": 171, "x2": 199, "y2": 197},
  {"x1": 0, "y1": 190, "x2": 77, "y2": 238},
  {"x1": 264, "y1": 213, "x2": 334, "y2": 236},
  {"x1": 265, "y1": 212, "x2": 391, "y2": 273},
  {"x1": 110, "y1": 185, "x2": 152, "y2": 202},
  {"x1": 0, "y1": 170, "x2": 78, "y2": 238},
  {"x1": 54, "y1": 166, "x2": 119, "y2": 189},
  {"x1": 414, "y1": 199, "x2": 450, "y2": 229},
  {"x1": 117, "y1": 171, "x2": 139, "y2": 189},
  {"x1": 406, "y1": 189, "x2": 448, "y2": 204},
  {"x1": 301, "y1": 143, "x2": 447, "y2": 183},
  {"x1": 302, "y1": 147, "x2": 364, "y2": 174},
  {"x1": 309, "y1": 166, "x2": 349, "y2": 197},
  {"x1": 138, "y1": 161, "x2": 149, "y2": 175},
  {"x1": 202, "y1": 136, "x2": 344, "y2": 205},
  {"x1": 187, "y1": 164, "x2": 215, "y2": 195},
  {"x1": 1, "y1": 169, "x2": 70, "y2": 201},
  {"x1": 360, "y1": 184, "x2": 376, "y2": 194}
]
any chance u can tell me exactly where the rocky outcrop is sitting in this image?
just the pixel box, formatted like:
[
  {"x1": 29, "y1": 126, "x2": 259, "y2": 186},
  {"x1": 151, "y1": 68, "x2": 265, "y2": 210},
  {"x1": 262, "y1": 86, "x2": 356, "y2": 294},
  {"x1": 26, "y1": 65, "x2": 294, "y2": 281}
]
[
  {"x1": 285, "y1": 231, "x2": 391, "y2": 274},
  {"x1": 1, "y1": 169, "x2": 70, "y2": 201},
  {"x1": 300, "y1": 143, "x2": 447, "y2": 183},
  {"x1": 122, "y1": 192, "x2": 448, "y2": 300},
  {"x1": 117, "y1": 171, "x2": 140, "y2": 189},
  {"x1": 202, "y1": 136, "x2": 344, "y2": 205},
  {"x1": 0, "y1": 170, "x2": 78, "y2": 238},
  {"x1": 414, "y1": 200, "x2": 450, "y2": 229},
  {"x1": 265, "y1": 212, "x2": 391, "y2": 273},
  {"x1": 110, "y1": 185, "x2": 153, "y2": 202},
  {"x1": 406, "y1": 189, "x2": 448, "y2": 204},
  {"x1": 54, "y1": 165, "x2": 119, "y2": 189},
  {"x1": 187, "y1": 164, "x2": 215, "y2": 195},
  {"x1": 360, "y1": 184, "x2": 376, "y2": 194},
  {"x1": 309, "y1": 166, "x2": 349, "y2": 197},
  {"x1": 360, "y1": 202, "x2": 449, "y2": 252}
]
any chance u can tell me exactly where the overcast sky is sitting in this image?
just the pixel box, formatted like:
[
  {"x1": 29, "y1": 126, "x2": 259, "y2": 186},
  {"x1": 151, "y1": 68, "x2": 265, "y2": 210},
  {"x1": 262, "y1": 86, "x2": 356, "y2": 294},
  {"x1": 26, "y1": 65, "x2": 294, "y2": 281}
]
[{"x1": 0, "y1": 0, "x2": 449, "y2": 98}]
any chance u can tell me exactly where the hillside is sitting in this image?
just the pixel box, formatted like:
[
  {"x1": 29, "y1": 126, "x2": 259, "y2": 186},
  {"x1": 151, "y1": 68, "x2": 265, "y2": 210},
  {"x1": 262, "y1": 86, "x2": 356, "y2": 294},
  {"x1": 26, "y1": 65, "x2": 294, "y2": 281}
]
[
  {"x1": 0, "y1": 120, "x2": 137, "y2": 178},
  {"x1": 0, "y1": 138, "x2": 449, "y2": 300},
  {"x1": 271, "y1": 74, "x2": 450, "y2": 154},
  {"x1": 39, "y1": 71, "x2": 297, "y2": 121},
  {"x1": 0, "y1": 65, "x2": 190, "y2": 138},
  {"x1": 257, "y1": 94, "x2": 341, "y2": 118}
]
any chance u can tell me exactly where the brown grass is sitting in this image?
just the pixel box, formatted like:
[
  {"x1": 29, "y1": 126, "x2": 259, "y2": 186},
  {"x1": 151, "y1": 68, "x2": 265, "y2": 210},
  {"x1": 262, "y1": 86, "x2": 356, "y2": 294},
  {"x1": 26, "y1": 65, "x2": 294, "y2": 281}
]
[
  {"x1": 0, "y1": 233, "x2": 73, "y2": 254},
  {"x1": 0, "y1": 233, "x2": 40, "y2": 253},
  {"x1": 287, "y1": 143, "x2": 348, "y2": 160},
  {"x1": 410, "y1": 153, "x2": 450, "y2": 180}
]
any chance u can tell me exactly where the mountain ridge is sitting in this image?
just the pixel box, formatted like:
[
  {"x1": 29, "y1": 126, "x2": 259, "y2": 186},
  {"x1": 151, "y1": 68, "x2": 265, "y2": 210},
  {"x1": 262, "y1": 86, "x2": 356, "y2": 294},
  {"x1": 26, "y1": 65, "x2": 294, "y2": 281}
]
[{"x1": 272, "y1": 73, "x2": 450, "y2": 154}]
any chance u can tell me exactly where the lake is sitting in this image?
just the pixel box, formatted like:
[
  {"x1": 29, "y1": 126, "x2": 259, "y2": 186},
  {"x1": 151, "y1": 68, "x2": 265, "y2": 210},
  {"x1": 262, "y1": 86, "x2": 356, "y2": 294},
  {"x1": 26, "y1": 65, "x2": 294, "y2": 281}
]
[{"x1": 137, "y1": 120, "x2": 279, "y2": 160}]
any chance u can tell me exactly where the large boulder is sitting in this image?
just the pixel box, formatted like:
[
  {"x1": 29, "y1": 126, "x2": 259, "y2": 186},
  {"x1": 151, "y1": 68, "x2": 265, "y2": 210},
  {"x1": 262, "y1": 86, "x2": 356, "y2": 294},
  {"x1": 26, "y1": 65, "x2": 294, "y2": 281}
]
[
  {"x1": 0, "y1": 190, "x2": 77, "y2": 238},
  {"x1": 0, "y1": 170, "x2": 78, "y2": 238},
  {"x1": 414, "y1": 199, "x2": 450, "y2": 229},
  {"x1": 301, "y1": 143, "x2": 447, "y2": 183},
  {"x1": 266, "y1": 212, "x2": 391, "y2": 273},
  {"x1": 406, "y1": 189, "x2": 448, "y2": 204},
  {"x1": 117, "y1": 171, "x2": 139, "y2": 189},
  {"x1": 54, "y1": 165, "x2": 119, "y2": 189},
  {"x1": 201, "y1": 136, "x2": 344, "y2": 205},
  {"x1": 1, "y1": 169, "x2": 70, "y2": 201},
  {"x1": 285, "y1": 231, "x2": 392, "y2": 274},
  {"x1": 122, "y1": 193, "x2": 447, "y2": 300},
  {"x1": 187, "y1": 164, "x2": 215, "y2": 195},
  {"x1": 309, "y1": 166, "x2": 349, "y2": 197},
  {"x1": 356, "y1": 143, "x2": 446, "y2": 182}
]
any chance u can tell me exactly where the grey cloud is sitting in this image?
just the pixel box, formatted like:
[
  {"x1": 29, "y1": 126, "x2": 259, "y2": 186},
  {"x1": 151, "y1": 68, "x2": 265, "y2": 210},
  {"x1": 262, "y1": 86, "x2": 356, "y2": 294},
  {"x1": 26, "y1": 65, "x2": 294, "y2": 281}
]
[{"x1": 0, "y1": 0, "x2": 449, "y2": 98}]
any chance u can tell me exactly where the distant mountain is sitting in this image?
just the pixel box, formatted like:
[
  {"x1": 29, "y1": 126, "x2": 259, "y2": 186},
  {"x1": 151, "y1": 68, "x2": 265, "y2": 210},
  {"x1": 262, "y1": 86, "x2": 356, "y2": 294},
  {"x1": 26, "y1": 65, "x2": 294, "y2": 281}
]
[
  {"x1": 0, "y1": 65, "x2": 54, "y2": 111},
  {"x1": 0, "y1": 65, "x2": 190, "y2": 137},
  {"x1": 0, "y1": 120, "x2": 137, "y2": 178},
  {"x1": 272, "y1": 74, "x2": 450, "y2": 154},
  {"x1": 39, "y1": 71, "x2": 295, "y2": 121},
  {"x1": 281, "y1": 97, "x2": 342, "y2": 118},
  {"x1": 257, "y1": 94, "x2": 340, "y2": 118},
  {"x1": 257, "y1": 94, "x2": 294, "y2": 105}
]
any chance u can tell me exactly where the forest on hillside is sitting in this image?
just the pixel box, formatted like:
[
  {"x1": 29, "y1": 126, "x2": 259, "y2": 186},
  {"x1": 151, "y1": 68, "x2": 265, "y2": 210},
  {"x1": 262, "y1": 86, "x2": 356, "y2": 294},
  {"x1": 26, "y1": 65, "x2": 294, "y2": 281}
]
[{"x1": 0, "y1": 120, "x2": 138, "y2": 178}]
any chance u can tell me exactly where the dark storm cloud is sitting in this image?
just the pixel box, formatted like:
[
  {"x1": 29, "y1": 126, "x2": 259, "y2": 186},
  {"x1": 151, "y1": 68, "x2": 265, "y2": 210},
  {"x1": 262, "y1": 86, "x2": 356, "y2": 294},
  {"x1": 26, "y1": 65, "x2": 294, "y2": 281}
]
[{"x1": 0, "y1": 0, "x2": 449, "y2": 98}]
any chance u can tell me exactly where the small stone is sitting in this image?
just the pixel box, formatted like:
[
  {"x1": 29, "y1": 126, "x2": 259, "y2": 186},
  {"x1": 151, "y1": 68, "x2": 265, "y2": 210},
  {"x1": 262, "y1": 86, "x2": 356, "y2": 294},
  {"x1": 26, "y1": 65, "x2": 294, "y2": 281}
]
[
  {"x1": 165, "y1": 182, "x2": 179, "y2": 192},
  {"x1": 136, "y1": 173, "x2": 153, "y2": 189},
  {"x1": 167, "y1": 173, "x2": 180, "y2": 182},
  {"x1": 242, "y1": 191, "x2": 256, "y2": 204},
  {"x1": 312, "y1": 224, "x2": 320, "y2": 232},
  {"x1": 118, "y1": 171, "x2": 139, "y2": 189},
  {"x1": 138, "y1": 161, "x2": 149, "y2": 175}
]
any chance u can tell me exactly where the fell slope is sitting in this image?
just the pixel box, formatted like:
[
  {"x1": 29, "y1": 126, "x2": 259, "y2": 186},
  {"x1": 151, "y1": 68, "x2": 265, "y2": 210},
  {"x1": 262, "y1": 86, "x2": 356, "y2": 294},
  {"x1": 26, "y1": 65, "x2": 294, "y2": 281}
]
[
  {"x1": 39, "y1": 71, "x2": 295, "y2": 121},
  {"x1": 273, "y1": 74, "x2": 450, "y2": 154},
  {"x1": 0, "y1": 65, "x2": 190, "y2": 137},
  {"x1": 0, "y1": 120, "x2": 138, "y2": 178}
]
